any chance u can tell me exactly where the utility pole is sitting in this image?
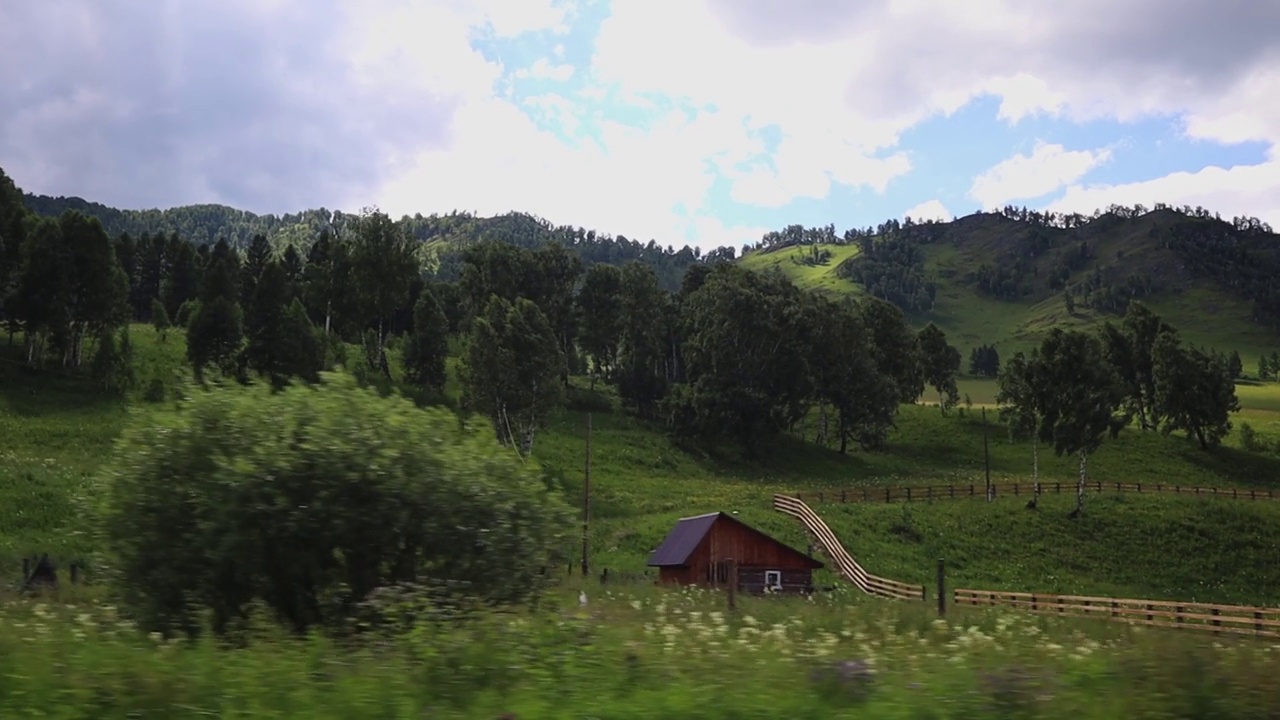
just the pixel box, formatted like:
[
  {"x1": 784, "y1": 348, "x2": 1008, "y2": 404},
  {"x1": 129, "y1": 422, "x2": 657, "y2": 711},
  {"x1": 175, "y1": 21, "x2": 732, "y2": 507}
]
[
  {"x1": 581, "y1": 412, "x2": 592, "y2": 576},
  {"x1": 982, "y1": 406, "x2": 992, "y2": 501}
]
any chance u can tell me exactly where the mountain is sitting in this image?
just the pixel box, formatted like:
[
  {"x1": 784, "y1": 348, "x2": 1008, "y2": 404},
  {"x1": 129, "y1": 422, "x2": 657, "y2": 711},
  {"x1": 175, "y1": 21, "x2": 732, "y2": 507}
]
[
  {"x1": 19, "y1": 187, "x2": 1280, "y2": 360},
  {"x1": 739, "y1": 206, "x2": 1280, "y2": 362}
]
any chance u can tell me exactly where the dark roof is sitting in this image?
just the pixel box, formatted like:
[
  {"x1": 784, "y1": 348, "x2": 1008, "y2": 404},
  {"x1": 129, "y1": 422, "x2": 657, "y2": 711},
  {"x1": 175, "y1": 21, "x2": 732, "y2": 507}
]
[{"x1": 646, "y1": 511, "x2": 824, "y2": 568}]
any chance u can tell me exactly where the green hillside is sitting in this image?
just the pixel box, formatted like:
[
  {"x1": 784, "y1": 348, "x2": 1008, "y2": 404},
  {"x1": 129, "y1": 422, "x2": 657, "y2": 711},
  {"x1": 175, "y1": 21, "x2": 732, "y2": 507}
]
[{"x1": 737, "y1": 208, "x2": 1280, "y2": 364}]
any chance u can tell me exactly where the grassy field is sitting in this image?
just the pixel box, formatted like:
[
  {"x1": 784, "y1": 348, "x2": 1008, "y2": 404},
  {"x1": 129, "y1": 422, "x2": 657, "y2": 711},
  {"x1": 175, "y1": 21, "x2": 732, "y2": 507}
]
[
  {"x1": 738, "y1": 243, "x2": 863, "y2": 294},
  {"x1": 4, "y1": 326, "x2": 1280, "y2": 715},
  {"x1": 0, "y1": 580, "x2": 1277, "y2": 717}
]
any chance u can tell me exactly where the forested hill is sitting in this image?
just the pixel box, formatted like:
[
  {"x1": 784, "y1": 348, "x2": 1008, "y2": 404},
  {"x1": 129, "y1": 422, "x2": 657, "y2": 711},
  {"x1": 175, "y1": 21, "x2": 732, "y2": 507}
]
[
  {"x1": 21, "y1": 191, "x2": 728, "y2": 292},
  {"x1": 18, "y1": 180, "x2": 1280, "y2": 344},
  {"x1": 740, "y1": 205, "x2": 1280, "y2": 350}
]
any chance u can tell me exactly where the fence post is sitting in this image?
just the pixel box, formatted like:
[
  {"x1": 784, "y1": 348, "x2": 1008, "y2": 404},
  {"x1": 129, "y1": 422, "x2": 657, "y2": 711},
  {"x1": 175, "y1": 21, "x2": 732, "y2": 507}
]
[
  {"x1": 70, "y1": 563, "x2": 78, "y2": 584},
  {"x1": 727, "y1": 560, "x2": 737, "y2": 612},
  {"x1": 21, "y1": 558, "x2": 29, "y2": 581},
  {"x1": 937, "y1": 559, "x2": 946, "y2": 617}
]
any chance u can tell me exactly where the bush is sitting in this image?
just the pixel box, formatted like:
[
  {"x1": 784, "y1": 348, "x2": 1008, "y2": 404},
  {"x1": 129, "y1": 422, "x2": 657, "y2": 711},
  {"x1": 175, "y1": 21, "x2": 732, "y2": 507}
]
[{"x1": 97, "y1": 373, "x2": 572, "y2": 638}]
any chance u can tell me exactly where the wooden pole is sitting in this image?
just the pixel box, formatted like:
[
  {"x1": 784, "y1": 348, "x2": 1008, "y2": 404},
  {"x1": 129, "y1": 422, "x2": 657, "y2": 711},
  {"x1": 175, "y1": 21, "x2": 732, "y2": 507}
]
[
  {"x1": 981, "y1": 407, "x2": 992, "y2": 501},
  {"x1": 937, "y1": 559, "x2": 946, "y2": 617},
  {"x1": 726, "y1": 559, "x2": 737, "y2": 612},
  {"x1": 581, "y1": 413, "x2": 592, "y2": 576}
]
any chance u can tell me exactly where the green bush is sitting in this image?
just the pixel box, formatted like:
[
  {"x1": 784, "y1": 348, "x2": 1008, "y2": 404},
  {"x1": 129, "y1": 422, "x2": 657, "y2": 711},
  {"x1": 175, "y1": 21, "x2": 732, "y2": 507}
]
[{"x1": 97, "y1": 373, "x2": 572, "y2": 638}]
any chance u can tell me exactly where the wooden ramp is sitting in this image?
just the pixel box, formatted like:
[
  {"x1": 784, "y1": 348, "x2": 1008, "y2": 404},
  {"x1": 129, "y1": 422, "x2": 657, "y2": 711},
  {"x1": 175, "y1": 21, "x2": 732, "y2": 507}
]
[{"x1": 773, "y1": 494, "x2": 924, "y2": 601}]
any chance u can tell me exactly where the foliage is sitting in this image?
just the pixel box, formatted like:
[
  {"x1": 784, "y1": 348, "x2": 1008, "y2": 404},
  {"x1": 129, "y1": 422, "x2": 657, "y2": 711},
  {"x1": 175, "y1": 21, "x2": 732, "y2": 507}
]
[
  {"x1": 461, "y1": 296, "x2": 565, "y2": 456},
  {"x1": 917, "y1": 323, "x2": 961, "y2": 413},
  {"x1": 97, "y1": 373, "x2": 572, "y2": 637},
  {"x1": 400, "y1": 288, "x2": 449, "y2": 395}
]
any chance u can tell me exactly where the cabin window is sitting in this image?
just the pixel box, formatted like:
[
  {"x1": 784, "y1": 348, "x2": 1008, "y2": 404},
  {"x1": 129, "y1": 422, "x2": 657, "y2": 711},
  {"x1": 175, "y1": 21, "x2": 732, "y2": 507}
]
[{"x1": 765, "y1": 570, "x2": 782, "y2": 590}]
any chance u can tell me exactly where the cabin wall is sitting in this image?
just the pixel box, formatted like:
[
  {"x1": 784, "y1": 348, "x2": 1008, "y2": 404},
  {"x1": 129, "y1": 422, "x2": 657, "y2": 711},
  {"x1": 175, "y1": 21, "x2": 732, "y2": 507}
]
[{"x1": 738, "y1": 567, "x2": 814, "y2": 594}]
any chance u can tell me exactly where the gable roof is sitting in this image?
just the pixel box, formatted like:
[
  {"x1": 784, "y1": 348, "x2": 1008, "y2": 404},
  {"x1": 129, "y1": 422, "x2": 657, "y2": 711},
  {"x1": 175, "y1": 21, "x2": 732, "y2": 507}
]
[{"x1": 646, "y1": 511, "x2": 824, "y2": 568}]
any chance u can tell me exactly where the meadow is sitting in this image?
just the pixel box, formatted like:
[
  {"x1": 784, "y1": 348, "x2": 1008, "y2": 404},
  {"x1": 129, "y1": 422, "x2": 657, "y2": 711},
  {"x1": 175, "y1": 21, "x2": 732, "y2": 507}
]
[{"x1": 4, "y1": 324, "x2": 1280, "y2": 716}]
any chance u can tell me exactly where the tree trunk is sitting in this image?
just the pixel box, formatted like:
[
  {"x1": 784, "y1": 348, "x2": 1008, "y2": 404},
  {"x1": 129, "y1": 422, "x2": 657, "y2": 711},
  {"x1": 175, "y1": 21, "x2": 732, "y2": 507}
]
[
  {"x1": 817, "y1": 402, "x2": 829, "y2": 447},
  {"x1": 1075, "y1": 450, "x2": 1087, "y2": 516},
  {"x1": 1032, "y1": 438, "x2": 1040, "y2": 498}
]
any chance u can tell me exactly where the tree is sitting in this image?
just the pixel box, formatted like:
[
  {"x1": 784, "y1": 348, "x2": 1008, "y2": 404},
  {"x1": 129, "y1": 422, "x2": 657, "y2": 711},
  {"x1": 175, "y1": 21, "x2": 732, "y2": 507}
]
[
  {"x1": 100, "y1": 374, "x2": 571, "y2": 637},
  {"x1": 1099, "y1": 302, "x2": 1174, "y2": 431},
  {"x1": 996, "y1": 350, "x2": 1043, "y2": 497},
  {"x1": 349, "y1": 210, "x2": 417, "y2": 377},
  {"x1": 461, "y1": 296, "x2": 564, "y2": 456},
  {"x1": 1261, "y1": 354, "x2": 1273, "y2": 381},
  {"x1": 1034, "y1": 328, "x2": 1130, "y2": 516},
  {"x1": 1152, "y1": 334, "x2": 1240, "y2": 450},
  {"x1": 859, "y1": 298, "x2": 924, "y2": 405},
  {"x1": 244, "y1": 260, "x2": 293, "y2": 385},
  {"x1": 401, "y1": 288, "x2": 449, "y2": 395},
  {"x1": 186, "y1": 240, "x2": 244, "y2": 378},
  {"x1": 917, "y1": 323, "x2": 961, "y2": 414},
  {"x1": 277, "y1": 298, "x2": 324, "y2": 384},
  {"x1": 667, "y1": 265, "x2": 811, "y2": 451},
  {"x1": 575, "y1": 263, "x2": 624, "y2": 382},
  {"x1": 1227, "y1": 350, "x2": 1243, "y2": 380},
  {"x1": 615, "y1": 262, "x2": 671, "y2": 418},
  {"x1": 806, "y1": 295, "x2": 899, "y2": 452},
  {"x1": 151, "y1": 298, "x2": 170, "y2": 341},
  {"x1": 530, "y1": 242, "x2": 582, "y2": 386}
]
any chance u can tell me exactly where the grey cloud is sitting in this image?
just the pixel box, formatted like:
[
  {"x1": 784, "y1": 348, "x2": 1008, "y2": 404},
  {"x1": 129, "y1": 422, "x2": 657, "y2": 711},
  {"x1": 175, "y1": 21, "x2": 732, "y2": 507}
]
[
  {"x1": 0, "y1": 0, "x2": 460, "y2": 213},
  {"x1": 706, "y1": 0, "x2": 1280, "y2": 123},
  {"x1": 705, "y1": 0, "x2": 879, "y2": 47}
]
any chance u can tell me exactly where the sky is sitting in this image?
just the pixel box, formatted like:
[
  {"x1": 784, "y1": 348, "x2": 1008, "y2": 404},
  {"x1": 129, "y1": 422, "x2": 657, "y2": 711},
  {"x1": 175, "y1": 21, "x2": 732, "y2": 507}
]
[{"x1": 2, "y1": 0, "x2": 1278, "y2": 251}]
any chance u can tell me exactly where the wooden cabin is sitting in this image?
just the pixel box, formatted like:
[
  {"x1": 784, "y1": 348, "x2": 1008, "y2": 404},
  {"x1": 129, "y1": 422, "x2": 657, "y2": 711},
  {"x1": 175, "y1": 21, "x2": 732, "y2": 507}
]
[{"x1": 646, "y1": 512, "x2": 823, "y2": 594}]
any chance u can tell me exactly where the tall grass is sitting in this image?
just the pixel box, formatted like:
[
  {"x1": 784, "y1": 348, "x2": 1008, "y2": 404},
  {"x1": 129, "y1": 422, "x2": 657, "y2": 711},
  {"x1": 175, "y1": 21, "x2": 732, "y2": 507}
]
[{"x1": 0, "y1": 583, "x2": 1276, "y2": 717}]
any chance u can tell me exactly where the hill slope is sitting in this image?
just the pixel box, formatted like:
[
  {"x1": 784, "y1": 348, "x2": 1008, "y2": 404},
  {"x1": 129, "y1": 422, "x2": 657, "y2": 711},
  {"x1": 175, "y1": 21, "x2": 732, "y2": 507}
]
[
  {"x1": 19, "y1": 176, "x2": 1280, "y2": 358},
  {"x1": 738, "y1": 207, "x2": 1280, "y2": 362}
]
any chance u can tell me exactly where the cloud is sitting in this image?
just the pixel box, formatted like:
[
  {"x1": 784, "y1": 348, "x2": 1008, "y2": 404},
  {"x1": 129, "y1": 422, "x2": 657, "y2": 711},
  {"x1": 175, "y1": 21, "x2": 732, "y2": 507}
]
[
  {"x1": 0, "y1": 0, "x2": 564, "y2": 214},
  {"x1": 593, "y1": 0, "x2": 1280, "y2": 212},
  {"x1": 903, "y1": 199, "x2": 951, "y2": 223},
  {"x1": 969, "y1": 142, "x2": 1112, "y2": 208},
  {"x1": 1049, "y1": 159, "x2": 1280, "y2": 226},
  {"x1": 4, "y1": 0, "x2": 1279, "y2": 249},
  {"x1": 515, "y1": 58, "x2": 576, "y2": 82},
  {"x1": 374, "y1": 97, "x2": 769, "y2": 250}
]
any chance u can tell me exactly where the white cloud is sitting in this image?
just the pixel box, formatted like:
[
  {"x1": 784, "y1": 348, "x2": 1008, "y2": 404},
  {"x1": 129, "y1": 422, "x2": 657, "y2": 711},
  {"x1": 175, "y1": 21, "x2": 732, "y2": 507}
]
[
  {"x1": 374, "y1": 98, "x2": 767, "y2": 249},
  {"x1": 592, "y1": 0, "x2": 1280, "y2": 216},
  {"x1": 969, "y1": 142, "x2": 1112, "y2": 208},
  {"x1": 1049, "y1": 160, "x2": 1280, "y2": 226},
  {"x1": 514, "y1": 58, "x2": 576, "y2": 82},
  {"x1": 903, "y1": 199, "x2": 951, "y2": 222}
]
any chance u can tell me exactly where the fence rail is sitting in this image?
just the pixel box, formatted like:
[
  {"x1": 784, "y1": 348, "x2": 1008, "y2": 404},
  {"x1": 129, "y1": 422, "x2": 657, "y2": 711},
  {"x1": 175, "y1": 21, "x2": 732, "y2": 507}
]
[
  {"x1": 953, "y1": 589, "x2": 1280, "y2": 638},
  {"x1": 793, "y1": 481, "x2": 1279, "y2": 505},
  {"x1": 773, "y1": 494, "x2": 925, "y2": 602}
]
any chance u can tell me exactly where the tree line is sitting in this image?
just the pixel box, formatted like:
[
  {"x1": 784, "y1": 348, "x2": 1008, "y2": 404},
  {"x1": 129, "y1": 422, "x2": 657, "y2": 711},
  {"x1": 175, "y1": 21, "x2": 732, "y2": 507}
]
[
  {"x1": 997, "y1": 302, "x2": 1240, "y2": 517},
  {"x1": 0, "y1": 197, "x2": 973, "y2": 459}
]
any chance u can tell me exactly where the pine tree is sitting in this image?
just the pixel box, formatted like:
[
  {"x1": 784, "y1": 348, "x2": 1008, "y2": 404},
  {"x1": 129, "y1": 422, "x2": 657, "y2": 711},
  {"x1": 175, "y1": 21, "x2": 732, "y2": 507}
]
[{"x1": 402, "y1": 289, "x2": 449, "y2": 395}]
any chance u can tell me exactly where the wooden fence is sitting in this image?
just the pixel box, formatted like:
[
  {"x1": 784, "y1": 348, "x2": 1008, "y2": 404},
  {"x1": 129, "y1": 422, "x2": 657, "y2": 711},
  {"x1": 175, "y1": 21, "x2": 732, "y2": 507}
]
[
  {"x1": 793, "y1": 481, "x2": 1280, "y2": 505},
  {"x1": 953, "y1": 589, "x2": 1280, "y2": 639},
  {"x1": 772, "y1": 494, "x2": 925, "y2": 601}
]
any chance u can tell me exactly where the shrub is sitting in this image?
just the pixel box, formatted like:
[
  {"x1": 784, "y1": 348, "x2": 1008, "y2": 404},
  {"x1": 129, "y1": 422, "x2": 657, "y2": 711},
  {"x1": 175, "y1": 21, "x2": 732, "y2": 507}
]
[{"x1": 98, "y1": 373, "x2": 572, "y2": 638}]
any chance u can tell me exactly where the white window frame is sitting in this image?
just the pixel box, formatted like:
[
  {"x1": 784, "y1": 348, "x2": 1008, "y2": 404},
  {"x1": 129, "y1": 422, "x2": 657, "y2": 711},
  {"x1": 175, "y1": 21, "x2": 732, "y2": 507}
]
[{"x1": 764, "y1": 570, "x2": 782, "y2": 590}]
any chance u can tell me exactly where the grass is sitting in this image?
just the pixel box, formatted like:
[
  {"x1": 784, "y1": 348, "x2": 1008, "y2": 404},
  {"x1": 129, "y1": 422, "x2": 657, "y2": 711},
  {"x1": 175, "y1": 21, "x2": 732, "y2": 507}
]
[
  {"x1": 4, "y1": 325, "x2": 1280, "y2": 714},
  {"x1": 0, "y1": 582, "x2": 1277, "y2": 717},
  {"x1": 811, "y1": 491, "x2": 1280, "y2": 606},
  {"x1": 738, "y1": 243, "x2": 863, "y2": 294}
]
